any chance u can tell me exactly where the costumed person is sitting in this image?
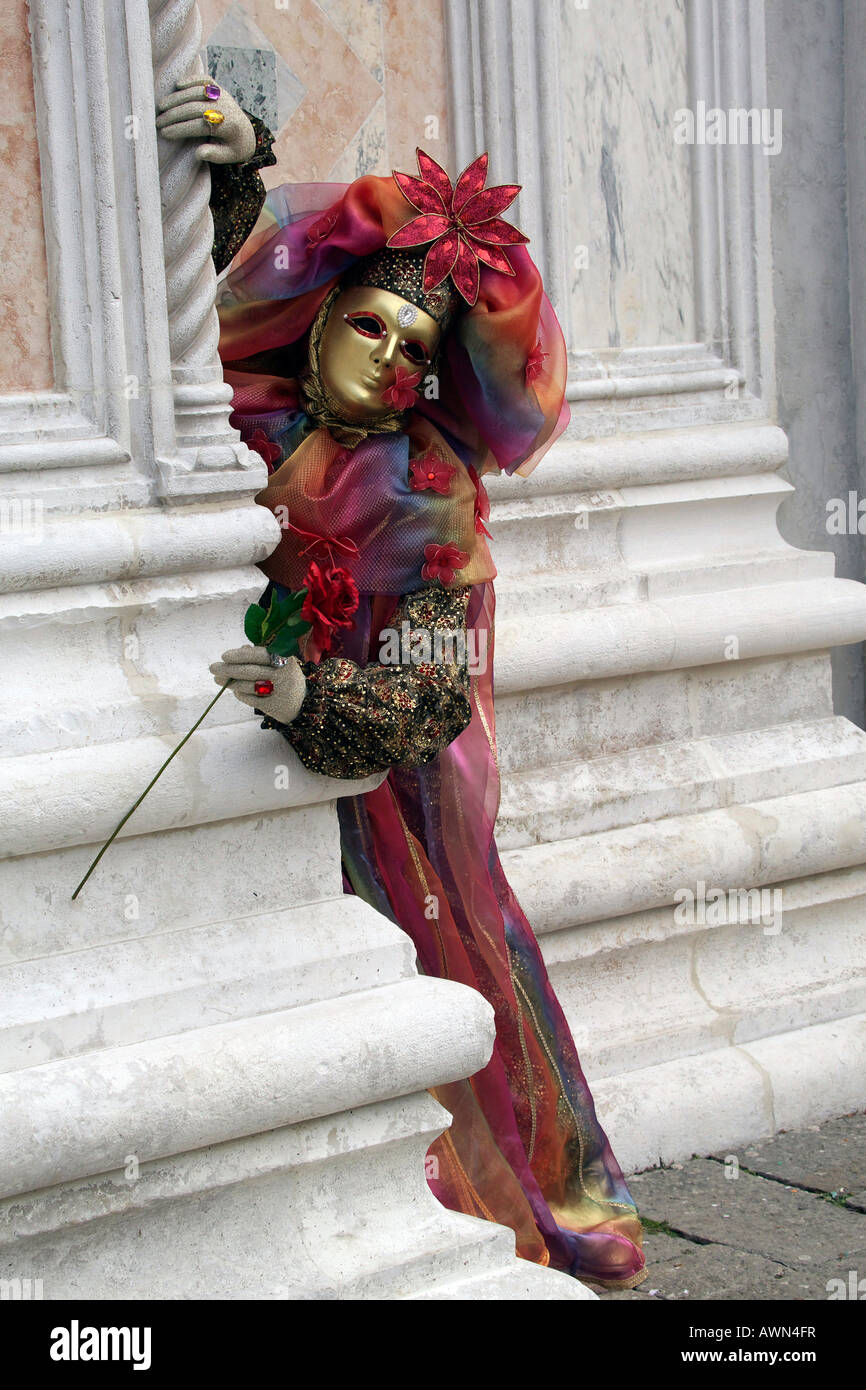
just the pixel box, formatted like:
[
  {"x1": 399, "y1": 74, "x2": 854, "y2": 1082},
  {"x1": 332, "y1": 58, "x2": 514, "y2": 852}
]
[{"x1": 156, "y1": 79, "x2": 647, "y2": 1291}]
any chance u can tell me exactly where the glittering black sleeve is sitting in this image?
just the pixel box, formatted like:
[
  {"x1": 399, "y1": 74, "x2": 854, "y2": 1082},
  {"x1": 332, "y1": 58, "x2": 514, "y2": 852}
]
[
  {"x1": 210, "y1": 112, "x2": 277, "y2": 275},
  {"x1": 260, "y1": 587, "x2": 473, "y2": 780}
]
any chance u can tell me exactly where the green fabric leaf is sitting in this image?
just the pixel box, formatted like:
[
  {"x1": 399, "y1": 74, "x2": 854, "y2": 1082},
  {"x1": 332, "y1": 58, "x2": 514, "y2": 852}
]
[
  {"x1": 244, "y1": 603, "x2": 266, "y2": 644},
  {"x1": 269, "y1": 617, "x2": 312, "y2": 657},
  {"x1": 261, "y1": 590, "x2": 301, "y2": 640}
]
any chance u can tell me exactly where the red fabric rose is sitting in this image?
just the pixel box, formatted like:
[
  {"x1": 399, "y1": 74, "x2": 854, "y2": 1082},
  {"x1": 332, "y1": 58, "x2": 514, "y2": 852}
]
[
  {"x1": 421, "y1": 542, "x2": 470, "y2": 585},
  {"x1": 382, "y1": 365, "x2": 423, "y2": 411},
  {"x1": 409, "y1": 453, "x2": 456, "y2": 494},
  {"x1": 305, "y1": 210, "x2": 337, "y2": 248},
  {"x1": 300, "y1": 562, "x2": 360, "y2": 662},
  {"x1": 247, "y1": 427, "x2": 282, "y2": 472}
]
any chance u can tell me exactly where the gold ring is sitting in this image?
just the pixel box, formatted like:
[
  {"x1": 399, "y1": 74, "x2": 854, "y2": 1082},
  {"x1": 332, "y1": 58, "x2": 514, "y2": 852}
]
[{"x1": 203, "y1": 109, "x2": 225, "y2": 127}]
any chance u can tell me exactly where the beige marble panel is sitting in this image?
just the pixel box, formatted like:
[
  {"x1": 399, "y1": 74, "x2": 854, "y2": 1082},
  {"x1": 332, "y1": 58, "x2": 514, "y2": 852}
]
[
  {"x1": 0, "y1": 0, "x2": 52, "y2": 392},
  {"x1": 327, "y1": 94, "x2": 388, "y2": 180},
  {"x1": 560, "y1": 0, "x2": 695, "y2": 350},
  {"x1": 198, "y1": 0, "x2": 380, "y2": 180},
  {"x1": 317, "y1": 0, "x2": 385, "y2": 81},
  {"x1": 198, "y1": 0, "x2": 450, "y2": 184},
  {"x1": 382, "y1": 0, "x2": 451, "y2": 172}
]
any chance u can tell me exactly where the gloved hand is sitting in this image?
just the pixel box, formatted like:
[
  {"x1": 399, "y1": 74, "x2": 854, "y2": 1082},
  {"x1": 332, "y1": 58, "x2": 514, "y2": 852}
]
[
  {"x1": 210, "y1": 646, "x2": 307, "y2": 725},
  {"x1": 156, "y1": 77, "x2": 256, "y2": 164}
]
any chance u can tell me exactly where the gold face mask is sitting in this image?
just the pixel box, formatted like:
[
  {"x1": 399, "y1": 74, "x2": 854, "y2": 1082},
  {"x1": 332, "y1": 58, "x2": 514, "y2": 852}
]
[{"x1": 316, "y1": 285, "x2": 441, "y2": 423}]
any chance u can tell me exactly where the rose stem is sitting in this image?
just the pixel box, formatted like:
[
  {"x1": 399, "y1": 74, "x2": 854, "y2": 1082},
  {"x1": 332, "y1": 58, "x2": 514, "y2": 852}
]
[{"x1": 71, "y1": 684, "x2": 230, "y2": 901}]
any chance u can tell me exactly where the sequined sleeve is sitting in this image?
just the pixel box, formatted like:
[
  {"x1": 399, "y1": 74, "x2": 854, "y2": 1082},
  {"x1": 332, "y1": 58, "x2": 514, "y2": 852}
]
[
  {"x1": 210, "y1": 112, "x2": 277, "y2": 274},
  {"x1": 261, "y1": 586, "x2": 473, "y2": 780}
]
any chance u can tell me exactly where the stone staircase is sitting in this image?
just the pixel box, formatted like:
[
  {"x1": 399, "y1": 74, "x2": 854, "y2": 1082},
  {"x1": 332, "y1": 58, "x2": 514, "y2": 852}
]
[{"x1": 485, "y1": 421, "x2": 866, "y2": 1172}]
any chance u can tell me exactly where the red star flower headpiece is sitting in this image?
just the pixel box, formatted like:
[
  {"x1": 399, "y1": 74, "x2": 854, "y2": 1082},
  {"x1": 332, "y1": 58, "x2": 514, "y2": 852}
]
[{"x1": 386, "y1": 149, "x2": 529, "y2": 307}]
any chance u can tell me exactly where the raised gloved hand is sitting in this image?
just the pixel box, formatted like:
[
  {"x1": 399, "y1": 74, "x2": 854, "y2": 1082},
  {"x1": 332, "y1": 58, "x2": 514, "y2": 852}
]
[
  {"x1": 156, "y1": 76, "x2": 256, "y2": 164},
  {"x1": 210, "y1": 646, "x2": 307, "y2": 725}
]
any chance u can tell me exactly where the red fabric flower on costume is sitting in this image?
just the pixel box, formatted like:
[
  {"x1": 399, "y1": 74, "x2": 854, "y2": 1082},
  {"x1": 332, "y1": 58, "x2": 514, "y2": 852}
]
[
  {"x1": 409, "y1": 453, "x2": 456, "y2": 494},
  {"x1": 381, "y1": 365, "x2": 423, "y2": 411},
  {"x1": 247, "y1": 428, "x2": 282, "y2": 473},
  {"x1": 387, "y1": 149, "x2": 529, "y2": 306},
  {"x1": 525, "y1": 340, "x2": 549, "y2": 386},
  {"x1": 300, "y1": 562, "x2": 360, "y2": 662},
  {"x1": 306, "y1": 210, "x2": 337, "y2": 248},
  {"x1": 421, "y1": 542, "x2": 470, "y2": 585}
]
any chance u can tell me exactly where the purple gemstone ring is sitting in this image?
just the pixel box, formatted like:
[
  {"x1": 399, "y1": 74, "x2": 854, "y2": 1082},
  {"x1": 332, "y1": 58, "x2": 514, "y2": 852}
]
[{"x1": 204, "y1": 81, "x2": 221, "y2": 101}]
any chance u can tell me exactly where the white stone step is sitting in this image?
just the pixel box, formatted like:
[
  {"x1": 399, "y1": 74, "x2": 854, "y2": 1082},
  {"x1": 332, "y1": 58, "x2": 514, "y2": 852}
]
[
  {"x1": 0, "y1": 976, "x2": 496, "y2": 1202},
  {"x1": 492, "y1": 547, "x2": 831, "y2": 619},
  {"x1": 502, "y1": 777, "x2": 866, "y2": 932},
  {"x1": 484, "y1": 422, "x2": 790, "y2": 497},
  {"x1": 0, "y1": 895, "x2": 418, "y2": 1073},
  {"x1": 494, "y1": 577, "x2": 866, "y2": 695},
  {"x1": 0, "y1": 720, "x2": 382, "y2": 859},
  {"x1": 594, "y1": 1013, "x2": 866, "y2": 1174},
  {"x1": 0, "y1": 1087, "x2": 591, "y2": 1300},
  {"x1": 536, "y1": 866, "x2": 866, "y2": 1081},
  {"x1": 494, "y1": 651, "x2": 833, "y2": 778},
  {"x1": 408, "y1": 1259, "x2": 595, "y2": 1300},
  {"x1": 497, "y1": 716, "x2": 866, "y2": 849}
]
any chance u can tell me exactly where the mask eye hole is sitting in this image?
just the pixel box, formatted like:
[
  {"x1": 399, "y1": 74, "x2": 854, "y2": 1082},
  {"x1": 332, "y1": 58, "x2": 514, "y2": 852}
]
[
  {"x1": 399, "y1": 338, "x2": 430, "y2": 367},
  {"x1": 344, "y1": 312, "x2": 386, "y2": 339}
]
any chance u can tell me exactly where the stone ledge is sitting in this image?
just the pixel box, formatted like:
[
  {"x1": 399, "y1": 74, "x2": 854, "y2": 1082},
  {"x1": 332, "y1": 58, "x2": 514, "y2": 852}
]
[
  {"x1": 0, "y1": 1091, "x2": 454, "y2": 1242},
  {"x1": 0, "y1": 1089, "x2": 587, "y2": 1299},
  {"x1": 503, "y1": 778, "x2": 866, "y2": 931},
  {"x1": 593, "y1": 1013, "x2": 866, "y2": 1172},
  {"x1": 498, "y1": 715, "x2": 866, "y2": 848},
  {"x1": 0, "y1": 895, "x2": 418, "y2": 1073},
  {"x1": 0, "y1": 975, "x2": 495, "y2": 1201},
  {"x1": 0, "y1": 721, "x2": 383, "y2": 859},
  {"x1": 0, "y1": 501, "x2": 279, "y2": 595},
  {"x1": 541, "y1": 869, "x2": 866, "y2": 1079},
  {"x1": 409, "y1": 1261, "x2": 596, "y2": 1299},
  {"x1": 495, "y1": 577, "x2": 866, "y2": 695},
  {"x1": 485, "y1": 422, "x2": 788, "y2": 499}
]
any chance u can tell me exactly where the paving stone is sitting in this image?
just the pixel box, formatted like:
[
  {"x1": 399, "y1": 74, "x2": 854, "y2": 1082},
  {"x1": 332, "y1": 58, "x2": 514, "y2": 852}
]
[
  {"x1": 610, "y1": 1114, "x2": 866, "y2": 1300},
  {"x1": 601, "y1": 1240, "x2": 827, "y2": 1301},
  {"x1": 710, "y1": 1111, "x2": 866, "y2": 1198},
  {"x1": 628, "y1": 1158, "x2": 866, "y2": 1269}
]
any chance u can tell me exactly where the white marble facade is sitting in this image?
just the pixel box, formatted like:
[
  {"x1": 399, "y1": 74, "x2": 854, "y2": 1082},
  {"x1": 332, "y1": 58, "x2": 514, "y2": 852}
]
[
  {"x1": 1, "y1": 0, "x2": 866, "y2": 1302},
  {"x1": 444, "y1": 0, "x2": 866, "y2": 1169},
  {"x1": 560, "y1": 0, "x2": 696, "y2": 349}
]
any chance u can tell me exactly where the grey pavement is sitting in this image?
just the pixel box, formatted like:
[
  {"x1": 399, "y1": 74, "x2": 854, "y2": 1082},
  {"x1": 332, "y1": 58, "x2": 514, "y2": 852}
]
[{"x1": 601, "y1": 1110, "x2": 866, "y2": 1300}]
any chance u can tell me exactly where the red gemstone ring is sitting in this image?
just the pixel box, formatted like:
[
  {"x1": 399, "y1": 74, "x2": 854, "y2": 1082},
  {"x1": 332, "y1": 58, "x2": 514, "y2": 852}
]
[{"x1": 254, "y1": 680, "x2": 274, "y2": 697}]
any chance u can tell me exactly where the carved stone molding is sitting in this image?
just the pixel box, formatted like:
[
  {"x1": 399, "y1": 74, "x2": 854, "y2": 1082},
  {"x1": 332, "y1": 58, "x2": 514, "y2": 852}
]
[
  {"x1": 687, "y1": 0, "x2": 776, "y2": 407},
  {"x1": 443, "y1": 0, "x2": 572, "y2": 342},
  {"x1": 7, "y1": 0, "x2": 265, "y2": 510},
  {"x1": 443, "y1": 0, "x2": 776, "y2": 432},
  {"x1": 149, "y1": 0, "x2": 265, "y2": 498},
  {"x1": 2, "y1": 0, "x2": 137, "y2": 511}
]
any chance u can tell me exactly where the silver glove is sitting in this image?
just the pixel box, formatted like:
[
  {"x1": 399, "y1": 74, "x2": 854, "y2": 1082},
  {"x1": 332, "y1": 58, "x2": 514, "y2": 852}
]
[
  {"x1": 156, "y1": 77, "x2": 256, "y2": 165},
  {"x1": 209, "y1": 646, "x2": 307, "y2": 725}
]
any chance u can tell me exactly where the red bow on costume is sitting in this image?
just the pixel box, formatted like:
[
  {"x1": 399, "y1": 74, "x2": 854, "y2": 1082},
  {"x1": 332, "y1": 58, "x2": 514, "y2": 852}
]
[
  {"x1": 467, "y1": 465, "x2": 492, "y2": 539},
  {"x1": 287, "y1": 523, "x2": 361, "y2": 567}
]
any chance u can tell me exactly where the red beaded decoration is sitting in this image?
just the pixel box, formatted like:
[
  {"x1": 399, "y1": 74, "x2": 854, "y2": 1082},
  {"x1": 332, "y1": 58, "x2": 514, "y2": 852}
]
[{"x1": 254, "y1": 680, "x2": 274, "y2": 696}]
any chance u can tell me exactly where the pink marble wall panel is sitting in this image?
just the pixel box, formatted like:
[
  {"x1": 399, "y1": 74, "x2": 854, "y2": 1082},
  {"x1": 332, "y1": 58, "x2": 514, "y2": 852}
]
[
  {"x1": 0, "y1": 1, "x2": 52, "y2": 392},
  {"x1": 196, "y1": 0, "x2": 451, "y2": 187}
]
